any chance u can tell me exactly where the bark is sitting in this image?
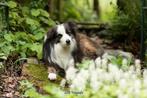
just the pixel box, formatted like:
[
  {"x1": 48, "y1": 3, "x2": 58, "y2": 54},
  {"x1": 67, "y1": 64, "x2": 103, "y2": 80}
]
[{"x1": 93, "y1": 0, "x2": 99, "y2": 15}]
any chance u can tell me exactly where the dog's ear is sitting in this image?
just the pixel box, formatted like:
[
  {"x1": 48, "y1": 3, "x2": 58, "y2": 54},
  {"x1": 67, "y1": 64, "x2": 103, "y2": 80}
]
[
  {"x1": 45, "y1": 27, "x2": 57, "y2": 41},
  {"x1": 66, "y1": 21, "x2": 77, "y2": 34},
  {"x1": 67, "y1": 21, "x2": 77, "y2": 29}
]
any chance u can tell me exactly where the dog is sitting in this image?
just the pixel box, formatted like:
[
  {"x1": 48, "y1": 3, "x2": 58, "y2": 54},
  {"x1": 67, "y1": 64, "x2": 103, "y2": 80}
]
[
  {"x1": 43, "y1": 22, "x2": 81, "y2": 80},
  {"x1": 43, "y1": 21, "x2": 104, "y2": 81}
]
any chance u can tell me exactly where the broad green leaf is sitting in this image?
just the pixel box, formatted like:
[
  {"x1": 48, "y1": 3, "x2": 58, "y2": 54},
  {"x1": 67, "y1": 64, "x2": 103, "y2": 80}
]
[
  {"x1": 7, "y1": 1, "x2": 17, "y2": 8},
  {"x1": 29, "y1": 43, "x2": 42, "y2": 59},
  {"x1": 39, "y1": 17, "x2": 49, "y2": 24},
  {"x1": 0, "y1": 56, "x2": 7, "y2": 60},
  {"x1": 22, "y1": 7, "x2": 29, "y2": 15},
  {"x1": 0, "y1": 53, "x2": 5, "y2": 56},
  {"x1": 34, "y1": 32, "x2": 44, "y2": 40},
  {"x1": 10, "y1": 12, "x2": 19, "y2": 19},
  {"x1": 20, "y1": 52, "x2": 26, "y2": 58},
  {"x1": 26, "y1": 18, "x2": 35, "y2": 25},
  {"x1": 4, "y1": 34, "x2": 14, "y2": 42},
  {"x1": 31, "y1": 9, "x2": 40, "y2": 17},
  {"x1": 39, "y1": 9, "x2": 49, "y2": 18}
]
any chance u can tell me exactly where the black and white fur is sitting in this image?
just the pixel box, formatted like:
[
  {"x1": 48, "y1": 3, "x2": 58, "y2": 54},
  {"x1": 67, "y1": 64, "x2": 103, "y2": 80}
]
[{"x1": 43, "y1": 22, "x2": 79, "y2": 80}]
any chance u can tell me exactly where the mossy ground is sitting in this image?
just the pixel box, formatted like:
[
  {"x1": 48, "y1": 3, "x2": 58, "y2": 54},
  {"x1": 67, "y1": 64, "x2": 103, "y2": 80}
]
[{"x1": 22, "y1": 63, "x2": 62, "y2": 88}]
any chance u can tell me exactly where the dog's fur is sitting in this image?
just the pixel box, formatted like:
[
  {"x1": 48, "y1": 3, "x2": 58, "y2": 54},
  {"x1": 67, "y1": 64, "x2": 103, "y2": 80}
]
[
  {"x1": 43, "y1": 22, "x2": 104, "y2": 80},
  {"x1": 43, "y1": 22, "x2": 81, "y2": 80}
]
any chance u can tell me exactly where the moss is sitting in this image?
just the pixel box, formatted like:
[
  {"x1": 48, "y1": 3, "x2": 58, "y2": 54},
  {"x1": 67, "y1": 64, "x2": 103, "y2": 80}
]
[
  {"x1": 26, "y1": 64, "x2": 48, "y2": 81},
  {"x1": 22, "y1": 64, "x2": 49, "y2": 87},
  {"x1": 22, "y1": 63, "x2": 62, "y2": 88}
]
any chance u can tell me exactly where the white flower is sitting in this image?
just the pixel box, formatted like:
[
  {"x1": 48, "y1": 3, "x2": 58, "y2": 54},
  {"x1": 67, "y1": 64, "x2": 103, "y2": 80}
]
[
  {"x1": 60, "y1": 79, "x2": 66, "y2": 87},
  {"x1": 113, "y1": 70, "x2": 122, "y2": 82},
  {"x1": 103, "y1": 72, "x2": 113, "y2": 82},
  {"x1": 118, "y1": 93, "x2": 129, "y2": 98},
  {"x1": 143, "y1": 69, "x2": 147, "y2": 78},
  {"x1": 122, "y1": 58, "x2": 128, "y2": 66},
  {"x1": 66, "y1": 67, "x2": 77, "y2": 81},
  {"x1": 90, "y1": 81, "x2": 102, "y2": 92},
  {"x1": 70, "y1": 69, "x2": 88, "y2": 91},
  {"x1": 70, "y1": 76, "x2": 86, "y2": 91},
  {"x1": 119, "y1": 79, "x2": 127, "y2": 89},
  {"x1": 67, "y1": 57, "x2": 147, "y2": 97},
  {"x1": 108, "y1": 64, "x2": 119, "y2": 73},
  {"x1": 123, "y1": 72, "x2": 131, "y2": 80},
  {"x1": 134, "y1": 79, "x2": 141, "y2": 90},
  {"x1": 143, "y1": 69, "x2": 147, "y2": 88},
  {"x1": 128, "y1": 65, "x2": 135, "y2": 74},
  {"x1": 95, "y1": 57, "x2": 102, "y2": 68},
  {"x1": 90, "y1": 70, "x2": 98, "y2": 82},
  {"x1": 88, "y1": 61, "x2": 96, "y2": 73},
  {"x1": 102, "y1": 58, "x2": 108, "y2": 69},
  {"x1": 135, "y1": 59, "x2": 141, "y2": 69},
  {"x1": 80, "y1": 69, "x2": 89, "y2": 80},
  {"x1": 143, "y1": 77, "x2": 147, "y2": 88}
]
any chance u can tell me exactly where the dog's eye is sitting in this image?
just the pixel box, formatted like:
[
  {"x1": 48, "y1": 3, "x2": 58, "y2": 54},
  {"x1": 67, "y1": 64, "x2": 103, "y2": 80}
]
[
  {"x1": 67, "y1": 31, "x2": 71, "y2": 36},
  {"x1": 57, "y1": 34, "x2": 62, "y2": 38}
]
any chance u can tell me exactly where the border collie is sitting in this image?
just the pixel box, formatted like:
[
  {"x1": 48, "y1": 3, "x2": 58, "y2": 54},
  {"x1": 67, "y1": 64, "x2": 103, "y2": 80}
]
[{"x1": 43, "y1": 22, "x2": 80, "y2": 80}]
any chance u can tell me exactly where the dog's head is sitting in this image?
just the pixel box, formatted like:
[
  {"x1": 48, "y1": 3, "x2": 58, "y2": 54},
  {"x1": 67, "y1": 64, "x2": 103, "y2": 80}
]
[{"x1": 44, "y1": 22, "x2": 77, "y2": 48}]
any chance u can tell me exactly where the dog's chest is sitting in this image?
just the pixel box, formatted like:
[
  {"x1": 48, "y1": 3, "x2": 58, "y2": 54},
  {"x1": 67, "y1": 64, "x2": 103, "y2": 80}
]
[{"x1": 52, "y1": 46, "x2": 74, "y2": 70}]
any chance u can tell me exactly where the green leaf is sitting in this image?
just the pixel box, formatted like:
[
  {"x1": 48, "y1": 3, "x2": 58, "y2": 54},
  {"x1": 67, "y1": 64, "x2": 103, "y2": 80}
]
[
  {"x1": 20, "y1": 52, "x2": 26, "y2": 58},
  {"x1": 34, "y1": 32, "x2": 44, "y2": 40},
  {"x1": 0, "y1": 56, "x2": 7, "y2": 60},
  {"x1": 28, "y1": 43, "x2": 42, "y2": 59},
  {"x1": 26, "y1": 18, "x2": 40, "y2": 27},
  {"x1": 31, "y1": 9, "x2": 40, "y2": 17},
  {"x1": 39, "y1": 17, "x2": 49, "y2": 24},
  {"x1": 4, "y1": 34, "x2": 14, "y2": 42},
  {"x1": 39, "y1": 9, "x2": 49, "y2": 18},
  {"x1": 26, "y1": 18, "x2": 35, "y2": 25},
  {"x1": 10, "y1": 12, "x2": 19, "y2": 19},
  {"x1": 7, "y1": 1, "x2": 17, "y2": 8}
]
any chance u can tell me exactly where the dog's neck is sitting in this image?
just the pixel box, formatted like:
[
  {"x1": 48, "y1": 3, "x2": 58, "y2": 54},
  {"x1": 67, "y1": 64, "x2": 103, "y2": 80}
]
[{"x1": 51, "y1": 44, "x2": 75, "y2": 70}]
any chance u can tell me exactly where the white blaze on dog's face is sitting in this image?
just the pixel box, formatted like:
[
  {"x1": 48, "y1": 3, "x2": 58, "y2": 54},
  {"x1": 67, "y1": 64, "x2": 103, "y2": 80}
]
[
  {"x1": 55, "y1": 24, "x2": 76, "y2": 50},
  {"x1": 57, "y1": 24, "x2": 73, "y2": 47}
]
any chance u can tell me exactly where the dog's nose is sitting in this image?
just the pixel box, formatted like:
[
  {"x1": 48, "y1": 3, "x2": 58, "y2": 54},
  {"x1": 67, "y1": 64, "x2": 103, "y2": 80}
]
[{"x1": 66, "y1": 40, "x2": 70, "y2": 45}]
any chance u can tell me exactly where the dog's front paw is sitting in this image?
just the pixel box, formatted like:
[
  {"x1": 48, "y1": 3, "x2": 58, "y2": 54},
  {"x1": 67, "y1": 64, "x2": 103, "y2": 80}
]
[{"x1": 48, "y1": 73, "x2": 57, "y2": 80}]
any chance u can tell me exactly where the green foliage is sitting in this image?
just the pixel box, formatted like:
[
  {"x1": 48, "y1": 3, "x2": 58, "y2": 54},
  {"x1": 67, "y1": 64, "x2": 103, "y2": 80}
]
[
  {"x1": 99, "y1": 0, "x2": 117, "y2": 22},
  {"x1": 106, "y1": 55, "x2": 131, "y2": 70},
  {"x1": 62, "y1": 0, "x2": 98, "y2": 22},
  {"x1": 0, "y1": 53, "x2": 7, "y2": 69},
  {"x1": 8, "y1": 0, "x2": 55, "y2": 33},
  {"x1": 20, "y1": 80, "x2": 64, "y2": 98},
  {"x1": 19, "y1": 80, "x2": 49, "y2": 98},
  {"x1": 0, "y1": 53, "x2": 7, "y2": 60},
  {"x1": 77, "y1": 59, "x2": 93, "y2": 69},
  {"x1": 7, "y1": 1, "x2": 17, "y2": 8},
  {"x1": 0, "y1": 0, "x2": 56, "y2": 59},
  {"x1": 0, "y1": 32, "x2": 43, "y2": 59},
  {"x1": 109, "y1": 0, "x2": 141, "y2": 40}
]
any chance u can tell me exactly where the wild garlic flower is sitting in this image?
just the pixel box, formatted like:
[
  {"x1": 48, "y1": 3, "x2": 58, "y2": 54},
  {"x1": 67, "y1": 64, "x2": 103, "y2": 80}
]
[
  {"x1": 66, "y1": 56, "x2": 147, "y2": 97},
  {"x1": 95, "y1": 57, "x2": 102, "y2": 68},
  {"x1": 66, "y1": 67, "x2": 77, "y2": 81}
]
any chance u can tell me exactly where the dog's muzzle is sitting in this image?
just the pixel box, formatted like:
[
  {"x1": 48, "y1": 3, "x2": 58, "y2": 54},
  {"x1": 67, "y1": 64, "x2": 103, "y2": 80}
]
[{"x1": 66, "y1": 40, "x2": 70, "y2": 45}]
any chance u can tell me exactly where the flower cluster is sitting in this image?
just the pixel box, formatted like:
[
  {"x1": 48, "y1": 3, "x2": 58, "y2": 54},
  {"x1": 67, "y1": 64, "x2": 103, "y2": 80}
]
[{"x1": 65, "y1": 56, "x2": 147, "y2": 98}]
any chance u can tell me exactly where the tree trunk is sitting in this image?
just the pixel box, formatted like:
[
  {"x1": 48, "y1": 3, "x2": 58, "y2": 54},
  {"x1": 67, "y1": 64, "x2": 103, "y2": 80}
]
[
  {"x1": 57, "y1": 0, "x2": 63, "y2": 22},
  {"x1": 117, "y1": 0, "x2": 125, "y2": 11},
  {"x1": 48, "y1": 0, "x2": 54, "y2": 16},
  {"x1": 93, "y1": 0, "x2": 99, "y2": 15}
]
